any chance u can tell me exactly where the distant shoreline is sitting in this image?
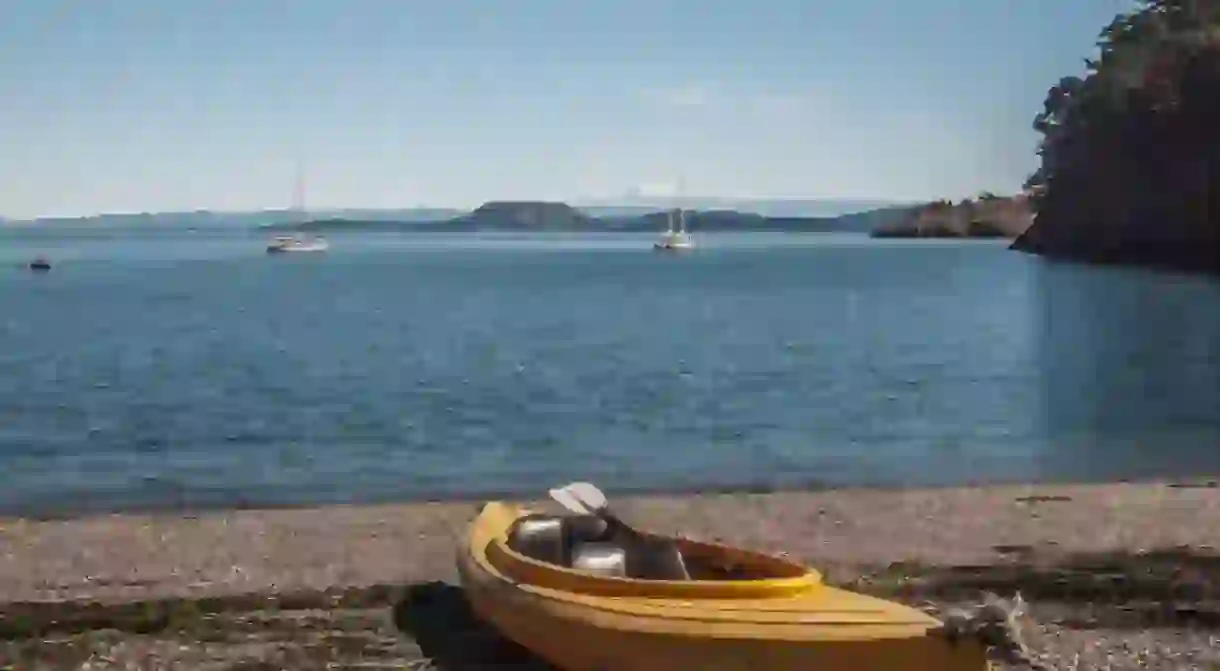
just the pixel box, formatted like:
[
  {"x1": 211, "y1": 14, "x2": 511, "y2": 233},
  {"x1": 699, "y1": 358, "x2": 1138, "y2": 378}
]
[
  {"x1": 6, "y1": 197, "x2": 1036, "y2": 241},
  {"x1": 0, "y1": 200, "x2": 921, "y2": 237},
  {"x1": 3, "y1": 470, "x2": 1212, "y2": 523}
]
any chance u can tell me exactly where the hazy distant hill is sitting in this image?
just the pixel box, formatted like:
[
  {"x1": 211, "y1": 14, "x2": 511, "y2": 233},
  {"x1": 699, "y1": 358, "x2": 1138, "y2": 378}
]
[
  {"x1": 299, "y1": 208, "x2": 465, "y2": 223},
  {"x1": 261, "y1": 218, "x2": 443, "y2": 233},
  {"x1": 6, "y1": 198, "x2": 906, "y2": 228},
  {"x1": 598, "y1": 205, "x2": 914, "y2": 233},
  {"x1": 256, "y1": 200, "x2": 921, "y2": 234},
  {"x1": 605, "y1": 209, "x2": 836, "y2": 232},
  {"x1": 574, "y1": 197, "x2": 906, "y2": 219},
  {"x1": 449, "y1": 201, "x2": 597, "y2": 230},
  {"x1": 6, "y1": 198, "x2": 917, "y2": 233},
  {"x1": 5, "y1": 208, "x2": 466, "y2": 228}
]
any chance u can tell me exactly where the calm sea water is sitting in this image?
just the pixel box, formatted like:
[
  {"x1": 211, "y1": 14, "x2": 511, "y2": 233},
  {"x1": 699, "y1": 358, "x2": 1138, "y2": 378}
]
[{"x1": 0, "y1": 229, "x2": 1218, "y2": 517}]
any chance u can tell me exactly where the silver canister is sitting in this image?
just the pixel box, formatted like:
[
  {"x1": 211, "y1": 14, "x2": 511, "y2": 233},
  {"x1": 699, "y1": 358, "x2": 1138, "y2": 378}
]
[
  {"x1": 507, "y1": 515, "x2": 567, "y2": 565},
  {"x1": 570, "y1": 542, "x2": 628, "y2": 578}
]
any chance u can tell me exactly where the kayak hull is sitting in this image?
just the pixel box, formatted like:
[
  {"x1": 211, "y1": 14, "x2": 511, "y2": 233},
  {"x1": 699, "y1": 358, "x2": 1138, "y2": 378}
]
[{"x1": 457, "y1": 501, "x2": 991, "y2": 671}]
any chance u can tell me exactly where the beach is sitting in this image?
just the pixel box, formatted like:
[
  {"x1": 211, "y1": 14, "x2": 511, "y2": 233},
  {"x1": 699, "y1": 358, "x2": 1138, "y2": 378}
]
[{"x1": 2, "y1": 479, "x2": 1219, "y2": 669}]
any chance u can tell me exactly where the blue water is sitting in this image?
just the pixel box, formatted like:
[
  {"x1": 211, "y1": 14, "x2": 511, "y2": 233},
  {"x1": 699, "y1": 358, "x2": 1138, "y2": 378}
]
[{"x1": 0, "y1": 229, "x2": 1218, "y2": 517}]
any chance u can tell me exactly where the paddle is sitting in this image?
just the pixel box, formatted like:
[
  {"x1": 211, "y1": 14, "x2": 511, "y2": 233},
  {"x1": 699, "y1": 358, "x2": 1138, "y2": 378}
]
[
  {"x1": 549, "y1": 482, "x2": 608, "y2": 516},
  {"x1": 550, "y1": 481, "x2": 634, "y2": 525},
  {"x1": 553, "y1": 481, "x2": 669, "y2": 546}
]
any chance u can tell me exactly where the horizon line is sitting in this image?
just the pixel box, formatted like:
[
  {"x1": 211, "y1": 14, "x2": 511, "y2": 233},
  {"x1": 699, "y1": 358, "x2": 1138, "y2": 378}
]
[{"x1": 2, "y1": 194, "x2": 933, "y2": 222}]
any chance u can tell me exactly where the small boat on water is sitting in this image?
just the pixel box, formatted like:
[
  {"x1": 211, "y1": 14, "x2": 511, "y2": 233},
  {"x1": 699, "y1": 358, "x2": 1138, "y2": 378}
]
[
  {"x1": 266, "y1": 164, "x2": 328, "y2": 254},
  {"x1": 266, "y1": 235, "x2": 329, "y2": 254},
  {"x1": 28, "y1": 257, "x2": 51, "y2": 272},
  {"x1": 457, "y1": 482, "x2": 995, "y2": 671},
  {"x1": 654, "y1": 208, "x2": 694, "y2": 252}
]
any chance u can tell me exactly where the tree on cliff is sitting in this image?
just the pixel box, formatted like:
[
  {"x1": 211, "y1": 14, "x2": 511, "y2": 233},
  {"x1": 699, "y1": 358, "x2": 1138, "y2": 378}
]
[{"x1": 1016, "y1": 0, "x2": 1220, "y2": 272}]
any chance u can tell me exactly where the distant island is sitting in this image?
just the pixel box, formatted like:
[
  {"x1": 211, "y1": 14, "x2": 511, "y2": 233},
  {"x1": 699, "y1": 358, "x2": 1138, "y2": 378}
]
[
  {"x1": 0, "y1": 199, "x2": 908, "y2": 230},
  {"x1": 6, "y1": 196, "x2": 1043, "y2": 242},
  {"x1": 1011, "y1": 0, "x2": 1219, "y2": 275},
  {"x1": 2, "y1": 208, "x2": 468, "y2": 230},
  {"x1": 869, "y1": 193, "x2": 1033, "y2": 239},
  {"x1": 449, "y1": 201, "x2": 598, "y2": 230},
  {"x1": 258, "y1": 200, "x2": 924, "y2": 235},
  {"x1": 3, "y1": 195, "x2": 1036, "y2": 244}
]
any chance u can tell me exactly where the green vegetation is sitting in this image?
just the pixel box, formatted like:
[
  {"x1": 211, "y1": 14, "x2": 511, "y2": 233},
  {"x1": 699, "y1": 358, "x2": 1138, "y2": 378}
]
[{"x1": 1013, "y1": 0, "x2": 1220, "y2": 273}]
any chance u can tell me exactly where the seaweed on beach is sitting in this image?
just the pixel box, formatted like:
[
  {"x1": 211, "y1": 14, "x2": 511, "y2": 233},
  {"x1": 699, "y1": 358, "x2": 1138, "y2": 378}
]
[
  {"x1": 0, "y1": 582, "x2": 553, "y2": 671},
  {"x1": 5, "y1": 548, "x2": 1220, "y2": 670},
  {"x1": 850, "y1": 546, "x2": 1220, "y2": 630}
]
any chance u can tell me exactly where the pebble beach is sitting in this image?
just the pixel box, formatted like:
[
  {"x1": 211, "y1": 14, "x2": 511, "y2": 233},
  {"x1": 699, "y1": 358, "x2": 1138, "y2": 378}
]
[{"x1": 2, "y1": 478, "x2": 1219, "y2": 669}]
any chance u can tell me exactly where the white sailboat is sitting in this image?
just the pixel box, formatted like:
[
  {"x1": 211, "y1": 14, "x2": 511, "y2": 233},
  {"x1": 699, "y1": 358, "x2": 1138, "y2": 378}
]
[
  {"x1": 654, "y1": 177, "x2": 695, "y2": 252},
  {"x1": 266, "y1": 234, "x2": 329, "y2": 253},
  {"x1": 267, "y1": 162, "x2": 329, "y2": 254},
  {"x1": 653, "y1": 207, "x2": 694, "y2": 252}
]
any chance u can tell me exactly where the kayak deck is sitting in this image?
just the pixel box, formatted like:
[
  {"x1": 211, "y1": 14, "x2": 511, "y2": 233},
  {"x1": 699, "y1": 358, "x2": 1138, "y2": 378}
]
[{"x1": 471, "y1": 502, "x2": 947, "y2": 636}]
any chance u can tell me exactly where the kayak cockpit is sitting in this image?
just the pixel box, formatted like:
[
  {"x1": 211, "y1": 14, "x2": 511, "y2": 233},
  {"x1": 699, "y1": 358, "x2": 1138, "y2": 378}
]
[
  {"x1": 506, "y1": 513, "x2": 694, "y2": 580},
  {"x1": 478, "y1": 502, "x2": 822, "y2": 599}
]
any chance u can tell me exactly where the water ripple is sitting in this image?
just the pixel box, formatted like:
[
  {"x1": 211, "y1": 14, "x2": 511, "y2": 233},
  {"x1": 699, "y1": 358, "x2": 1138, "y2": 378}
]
[{"x1": 0, "y1": 232, "x2": 1215, "y2": 515}]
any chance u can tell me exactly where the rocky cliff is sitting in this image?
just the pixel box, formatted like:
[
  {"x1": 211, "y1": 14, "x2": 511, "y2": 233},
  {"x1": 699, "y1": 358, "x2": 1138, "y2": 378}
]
[
  {"x1": 1012, "y1": 0, "x2": 1220, "y2": 275},
  {"x1": 871, "y1": 195, "x2": 1033, "y2": 239}
]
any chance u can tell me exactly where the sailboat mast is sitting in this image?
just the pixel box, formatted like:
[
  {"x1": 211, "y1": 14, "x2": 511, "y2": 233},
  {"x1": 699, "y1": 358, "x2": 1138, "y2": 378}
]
[
  {"x1": 676, "y1": 175, "x2": 687, "y2": 234},
  {"x1": 292, "y1": 162, "x2": 306, "y2": 222}
]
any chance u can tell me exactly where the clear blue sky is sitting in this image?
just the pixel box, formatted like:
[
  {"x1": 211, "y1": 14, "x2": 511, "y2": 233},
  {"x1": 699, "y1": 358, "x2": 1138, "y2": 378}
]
[{"x1": 0, "y1": 0, "x2": 1134, "y2": 218}]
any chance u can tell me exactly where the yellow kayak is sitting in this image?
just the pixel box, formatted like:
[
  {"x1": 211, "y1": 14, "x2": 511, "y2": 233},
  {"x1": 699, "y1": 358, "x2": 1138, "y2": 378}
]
[{"x1": 456, "y1": 499, "x2": 992, "y2": 671}]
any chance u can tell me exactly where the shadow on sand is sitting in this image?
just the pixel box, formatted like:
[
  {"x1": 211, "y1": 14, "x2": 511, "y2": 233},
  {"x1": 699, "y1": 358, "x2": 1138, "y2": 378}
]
[{"x1": 392, "y1": 581, "x2": 554, "y2": 670}]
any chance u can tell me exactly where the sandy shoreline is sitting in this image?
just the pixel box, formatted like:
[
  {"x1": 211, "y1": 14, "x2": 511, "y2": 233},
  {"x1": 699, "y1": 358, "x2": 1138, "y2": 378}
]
[
  {"x1": 2, "y1": 479, "x2": 1220, "y2": 669},
  {"x1": 1, "y1": 477, "x2": 1218, "y2": 605}
]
